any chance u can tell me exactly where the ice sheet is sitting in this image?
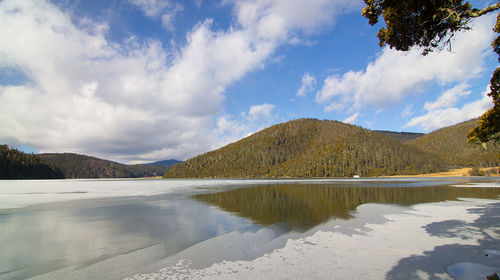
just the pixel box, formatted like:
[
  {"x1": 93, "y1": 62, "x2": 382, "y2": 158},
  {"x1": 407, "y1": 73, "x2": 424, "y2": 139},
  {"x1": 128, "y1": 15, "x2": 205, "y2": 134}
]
[
  {"x1": 16, "y1": 198, "x2": 499, "y2": 280},
  {"x1": 0, "y1": 177, "x2": 455, "y2": 210}
]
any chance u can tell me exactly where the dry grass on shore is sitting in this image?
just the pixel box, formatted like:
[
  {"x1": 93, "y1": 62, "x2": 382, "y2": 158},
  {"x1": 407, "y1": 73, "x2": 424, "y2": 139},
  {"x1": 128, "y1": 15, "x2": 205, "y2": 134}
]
[{"x1": 386, "y1": 167, "x2": 499, "y2": 178}]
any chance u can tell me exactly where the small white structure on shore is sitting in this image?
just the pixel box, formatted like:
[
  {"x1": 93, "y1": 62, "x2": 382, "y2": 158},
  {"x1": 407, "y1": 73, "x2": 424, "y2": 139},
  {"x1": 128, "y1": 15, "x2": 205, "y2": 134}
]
[{"x1": 353, "y1": 175, "x2": 360, "y2": 178}]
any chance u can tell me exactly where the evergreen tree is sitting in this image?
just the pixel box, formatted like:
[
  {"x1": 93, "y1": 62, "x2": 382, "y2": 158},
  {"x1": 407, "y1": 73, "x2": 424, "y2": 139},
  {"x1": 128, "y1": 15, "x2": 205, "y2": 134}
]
[{"x1": 0, "y1": 145, "x2": 64, "y2": 179}]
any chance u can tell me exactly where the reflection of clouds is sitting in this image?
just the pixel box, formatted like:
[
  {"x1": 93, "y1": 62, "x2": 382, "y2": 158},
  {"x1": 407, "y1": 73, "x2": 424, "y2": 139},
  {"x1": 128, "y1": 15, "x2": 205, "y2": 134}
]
[
  {"x1": 0, "y1": 205, "x2": 154, "y2": 277},
  {"x1": 0, "y1": 208, "x2": 143, "y2": 276},
  {"x1": 0, "y1": 195, "x2": 251, "y2": 279}
]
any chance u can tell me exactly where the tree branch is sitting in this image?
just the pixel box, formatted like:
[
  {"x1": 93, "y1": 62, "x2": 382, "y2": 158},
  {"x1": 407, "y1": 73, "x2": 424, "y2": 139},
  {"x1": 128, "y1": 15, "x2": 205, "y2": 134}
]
[
  {"x1": 438, "y1": 9, "x2": 460, "y2": 25},
  {"x1": 466, "y1": 3, "x2": 500, "y2": 18}
]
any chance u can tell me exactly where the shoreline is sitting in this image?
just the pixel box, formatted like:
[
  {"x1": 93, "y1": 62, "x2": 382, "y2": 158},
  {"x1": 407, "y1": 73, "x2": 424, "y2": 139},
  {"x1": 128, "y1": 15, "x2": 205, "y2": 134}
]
[
  {"x1": 155, "y1": 167, "x2": 499, "y2": 180},
  {"x1": 382, "y1": 167, "x2": 500, "y2": 178}
]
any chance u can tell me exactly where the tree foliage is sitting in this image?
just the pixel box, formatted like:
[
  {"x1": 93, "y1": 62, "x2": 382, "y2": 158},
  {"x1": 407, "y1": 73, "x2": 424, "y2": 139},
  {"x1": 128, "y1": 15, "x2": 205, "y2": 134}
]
[
  {"x1": 362, "y1": 0, "x2": 500, "y2": 142},
  {"x1": 363, "y1": 0, "x2": 475, "y2": 54},
  {"x1": 468, "y1": 14, "x2": 500, "y2": 143},
  {"x1": 0, "y1": 145, "x2": 64, "y2": 179},
  {"x1": 164, "y1": 119, "x2": 446, "y2": 178}
]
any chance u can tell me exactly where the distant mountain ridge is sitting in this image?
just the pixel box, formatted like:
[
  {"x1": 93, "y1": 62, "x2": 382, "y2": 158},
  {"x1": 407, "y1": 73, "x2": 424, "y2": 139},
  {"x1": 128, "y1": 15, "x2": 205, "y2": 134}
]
[
  {"x1": 37, "y1": 153, "x2": 169, "y2": 178},
  {"x1": 146, "y1": 159, "x2": 182, "y2": 166},
  {"x1": 164, "y1": 118, "x2": 446, "y2": 178},
  {"x1": 374, "y1": 130, "x2": 425, "y2": 142}
]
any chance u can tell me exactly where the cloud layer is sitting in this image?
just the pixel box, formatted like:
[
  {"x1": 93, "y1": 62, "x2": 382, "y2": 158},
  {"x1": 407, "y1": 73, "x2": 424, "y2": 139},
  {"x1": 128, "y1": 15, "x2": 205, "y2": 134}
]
[
  {"x1": 316, "y1": 15, "x2": 496, "y2": 116},
  {"x1": 128, "y1": 0, "x2": 183, "y2": 31},
  {"x1": 296, "y1": 73, "x2": 316, "y2": 97},
  {"x1": 0, "y1": 0, "x2": 358, "y2": 162},
  {"x1": 405, "y1": 86, "x2": 493, "y2": 131}
]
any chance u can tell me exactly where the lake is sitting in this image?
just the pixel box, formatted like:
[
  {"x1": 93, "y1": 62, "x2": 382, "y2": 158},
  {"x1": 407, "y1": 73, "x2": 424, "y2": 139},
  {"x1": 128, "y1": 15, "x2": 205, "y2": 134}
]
[{"x1": 0, "y1": 178, "x2": 499, "y2": 279}]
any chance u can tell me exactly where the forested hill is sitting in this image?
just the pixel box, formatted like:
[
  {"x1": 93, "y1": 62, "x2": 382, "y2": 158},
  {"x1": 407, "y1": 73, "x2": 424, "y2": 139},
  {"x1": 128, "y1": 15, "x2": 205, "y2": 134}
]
[
  {"x1": 0, "y1": 145, "x2": 64, "y2": 179},
  {"x1": 163, "y1": 119, "x2": 446, "y2": 178},
  {"x1": 37, "y1": 153, "x2": 169, "y2": 178},
  {"x1": 408, "y1": 119, "x2": 499, "y2": 167}
]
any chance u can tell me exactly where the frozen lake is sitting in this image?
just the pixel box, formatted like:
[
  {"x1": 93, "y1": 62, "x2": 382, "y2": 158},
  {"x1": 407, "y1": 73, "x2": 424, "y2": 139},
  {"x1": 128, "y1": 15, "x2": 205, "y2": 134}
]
[{"x1": 0, "y1": 178, "x2": 499, "y2": 279}]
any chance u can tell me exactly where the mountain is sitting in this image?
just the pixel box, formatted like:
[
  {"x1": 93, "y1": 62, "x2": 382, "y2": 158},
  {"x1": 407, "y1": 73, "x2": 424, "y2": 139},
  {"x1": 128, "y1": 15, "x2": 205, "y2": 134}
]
[
  {"x1": 37, "y1": 153, "x2": 168, "y2": 178},
  {"x1": 374, "y1": 130, "x2": 425, "y2": 142},
  {"x1": 408, "y1": 119, "x2": 499, "y2": 167},
  {"x1": 163, "y1": 118, "x2": 446, "y2": 178},
  {"x1": 0, "y1": 145, "x2": 64, "y2": 179},
  {"x1": 146, "y1": 159, "x2": 182, "y2": 166}
]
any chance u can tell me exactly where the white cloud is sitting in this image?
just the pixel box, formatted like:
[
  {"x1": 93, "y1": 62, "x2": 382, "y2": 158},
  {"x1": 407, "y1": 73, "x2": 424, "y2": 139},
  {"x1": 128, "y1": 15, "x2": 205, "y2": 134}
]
[
  {"x1": 423, "y1": 83, "x2": 471, "y2": 111},
  {"x1": 0, "y1": 0, "x2": 357, "y2": 162},
  {"x1": 343, "y1": 113, "x2": 358, "y2": 124},
  {"x1": 289, "y1": 37, "x2": 316, "y2": 46},
  {"x1": 128, "y1": 0, "x2": 182, "y2": 32},
  {"x1": 244, "y1": 103, "x2": 276, "y2": 121},
  {"x1": 233, "y1": 0, "x2": 362, "y2": 43},
  {"x1": 324, "y1": 102, "x2": 345, "y2": 113},
  {"x1": 404, "y1": 86, "x2": 493, "y2": 131},
  {"x1": 296, "y1": 73, "x2": 316, "y2": 97},
  {"x1": 128, "y1": 0, "x2": 169, "y2": 17},
  {"x1": 316, "y1": 14, "x2": 496, "y2": 113},
  {"x1": 160, "y1": 3, "x2": 183, "y2": 32},
  {"x1": 401, "y1": 104, "x2": 413, "y2": 118},
  {"x1": 193, "y1": 0, "x2": 203, "y2": 8},
  {"x1": 218, "y1": 104, "x2": 278, "y2": 147}
]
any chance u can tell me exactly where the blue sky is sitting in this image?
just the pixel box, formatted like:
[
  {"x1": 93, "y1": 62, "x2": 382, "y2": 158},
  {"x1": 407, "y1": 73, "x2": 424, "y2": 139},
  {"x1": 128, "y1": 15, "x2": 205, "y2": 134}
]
[{"x1": 0, "y1": 0, "x2": 497, "y2": 163}]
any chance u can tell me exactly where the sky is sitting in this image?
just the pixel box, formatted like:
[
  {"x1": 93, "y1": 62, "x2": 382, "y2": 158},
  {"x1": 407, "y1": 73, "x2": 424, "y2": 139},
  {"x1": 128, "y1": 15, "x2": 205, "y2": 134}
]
[{"x1": 0, "y1": 0, "x2": 497, "y2": 163}]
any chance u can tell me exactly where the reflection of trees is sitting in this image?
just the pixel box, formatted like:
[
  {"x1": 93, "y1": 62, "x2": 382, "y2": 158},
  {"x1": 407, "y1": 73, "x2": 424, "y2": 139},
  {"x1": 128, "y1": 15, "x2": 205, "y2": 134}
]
[{"x1": 193, "y1": 184, "x2": 500, "y2": 230}]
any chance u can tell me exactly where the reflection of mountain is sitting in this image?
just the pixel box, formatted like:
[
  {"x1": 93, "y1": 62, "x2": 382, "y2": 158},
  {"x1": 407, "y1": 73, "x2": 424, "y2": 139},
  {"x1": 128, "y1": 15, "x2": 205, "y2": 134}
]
[{"x1": 192, "y1": 184, "x2": 500, "y2": 230}]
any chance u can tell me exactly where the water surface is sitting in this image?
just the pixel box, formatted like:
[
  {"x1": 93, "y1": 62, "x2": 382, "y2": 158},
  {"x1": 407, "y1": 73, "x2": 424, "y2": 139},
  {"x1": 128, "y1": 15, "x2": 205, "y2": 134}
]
[
  {"x1": 193, "y1": 182, "x2": 500, "y2": 230},
  {"x1": 0, "y1": 178, "x2": 498, "y2": 279}
]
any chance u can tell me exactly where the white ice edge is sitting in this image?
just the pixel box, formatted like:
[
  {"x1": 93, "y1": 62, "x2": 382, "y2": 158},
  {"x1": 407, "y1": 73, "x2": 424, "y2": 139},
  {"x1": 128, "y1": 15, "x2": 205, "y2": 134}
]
[{"x1": 452, "y1": 181, "x2": 500, "y2": 188}]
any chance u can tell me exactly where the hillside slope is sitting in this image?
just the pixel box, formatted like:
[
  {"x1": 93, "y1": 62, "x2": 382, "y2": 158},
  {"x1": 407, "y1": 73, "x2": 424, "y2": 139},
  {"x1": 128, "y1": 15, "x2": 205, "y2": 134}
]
[
  {"x1": 164, "y1": 119, "x2": 445, "y2": 178},
  {"x1": 1, "y1": 145, "x2": 64, "y2": 179},
  {"x1": 37, "y1": 153, "x2": 168, "y2": 178},
  {"x1": 408, "y1": 119, "x2": 499, "y2": 167}
]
